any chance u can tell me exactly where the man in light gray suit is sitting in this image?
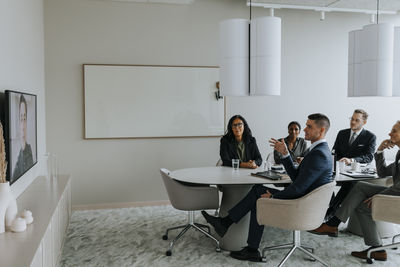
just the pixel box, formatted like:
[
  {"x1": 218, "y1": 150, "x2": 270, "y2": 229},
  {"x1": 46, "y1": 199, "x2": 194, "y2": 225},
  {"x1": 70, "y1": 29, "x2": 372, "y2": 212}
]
[{"x1": 310, "y1": 121, "x2": 400, "y2": 262}]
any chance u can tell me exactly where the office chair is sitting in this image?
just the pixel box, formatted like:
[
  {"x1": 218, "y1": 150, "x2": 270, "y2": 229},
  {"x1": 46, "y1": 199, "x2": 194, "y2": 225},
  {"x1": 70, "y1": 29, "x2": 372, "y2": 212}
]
[
  {"x1": 366, "y1": 194, "x2": 400, "y2": 264},
  {"x1": 257, "y1": 182, "x2": 335, "y2": 267},
  {"x1": 160, "y1": 168, "x2": 221, "y2": 256}
]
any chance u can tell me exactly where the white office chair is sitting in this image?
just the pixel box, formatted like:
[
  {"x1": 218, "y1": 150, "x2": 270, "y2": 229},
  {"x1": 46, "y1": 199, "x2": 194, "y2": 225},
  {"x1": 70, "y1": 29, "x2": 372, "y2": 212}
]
[
  {"x1": 266, "y1": 151, "x2": 275, "y2": 166},
  {"x1": 366, "y1": 194, "x2": 400, "y2": 263},
  {"x1": 257, "y1": 182, "x2": 335, "y2": 267},
  {"x1": 216, "y1": 158, "x2": 223, "y2": 166},
  {"x1": 160, "y1": 168, "x2": 221, "y2": 256}
]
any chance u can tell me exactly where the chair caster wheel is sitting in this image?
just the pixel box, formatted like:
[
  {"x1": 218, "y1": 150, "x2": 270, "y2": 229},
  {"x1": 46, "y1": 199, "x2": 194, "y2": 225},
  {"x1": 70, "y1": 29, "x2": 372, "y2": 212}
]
[
  {"x1": 366, "y1": 258, "x2": 373, "y2": 264},
  {"x1": 162, "y1": 235, "x2": 168, "y2": 240},
  {"x1": 216, "y1": 247, "x2": 221, "y2": 252},
  {"x1": 262, "y1": 257, "x2": 267, "y2": 262},
  {"x1": 166, "y1": 250, "x2": 172, "y2": 256},
  {"x1": 308, "y1": 257, "x2": 316, "y2": 262}
]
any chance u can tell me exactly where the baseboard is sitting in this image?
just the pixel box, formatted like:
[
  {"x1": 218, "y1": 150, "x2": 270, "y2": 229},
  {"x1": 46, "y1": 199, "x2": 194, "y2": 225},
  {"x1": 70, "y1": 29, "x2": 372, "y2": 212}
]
[{"x1": 72, "y1": 200, "x2": 171, "y2": 211}]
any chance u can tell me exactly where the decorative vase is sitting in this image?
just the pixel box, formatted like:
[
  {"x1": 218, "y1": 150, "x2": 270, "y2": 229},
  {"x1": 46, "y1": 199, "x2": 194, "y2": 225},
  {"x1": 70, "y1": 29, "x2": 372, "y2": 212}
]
[{"x1": 0, "y1": 182, "x2": 18, "y2": 233}]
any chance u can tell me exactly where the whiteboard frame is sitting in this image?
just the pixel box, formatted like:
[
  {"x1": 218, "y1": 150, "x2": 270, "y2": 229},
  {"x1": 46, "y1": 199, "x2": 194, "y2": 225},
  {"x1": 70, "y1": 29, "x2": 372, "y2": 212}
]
[{"x1": 83, "y1": 64, "x2": 226, "y2": 140}]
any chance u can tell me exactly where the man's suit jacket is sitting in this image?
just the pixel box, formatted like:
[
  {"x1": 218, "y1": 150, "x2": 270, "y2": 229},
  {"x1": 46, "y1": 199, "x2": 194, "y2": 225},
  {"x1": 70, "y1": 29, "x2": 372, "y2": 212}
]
[
  {"x1": 220, "y1": 136, "x2": 262, "y2": 167},
  {"x1": 375, "y1": 151, "x2": 400, "y2": 196},
  {"x1": 274, "y1": 142, "x2": 332, "y2": 199},
  {"x1": 333, "y1": 128, "x2": 376, "y2": 163}
]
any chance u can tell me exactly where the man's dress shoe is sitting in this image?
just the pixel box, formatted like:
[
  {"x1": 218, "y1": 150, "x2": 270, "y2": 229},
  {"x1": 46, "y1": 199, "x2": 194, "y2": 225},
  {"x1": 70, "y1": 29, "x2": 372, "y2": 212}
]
[
  {"x1": 201, "y1": 211, "x2": 228, "y2": 237},
  {"x1": 308, "y1": 223, "x2": 338, "y2": 237}
]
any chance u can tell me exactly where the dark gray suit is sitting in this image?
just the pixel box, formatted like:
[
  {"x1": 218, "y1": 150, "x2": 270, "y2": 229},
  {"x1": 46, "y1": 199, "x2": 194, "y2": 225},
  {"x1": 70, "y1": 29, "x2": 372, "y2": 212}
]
[
  {"x1": 335, "y1": 151, "x2": 400, "y2": 246},
  {"x1": 327, "y1": 128, "x2": 377, "y2": 218}
]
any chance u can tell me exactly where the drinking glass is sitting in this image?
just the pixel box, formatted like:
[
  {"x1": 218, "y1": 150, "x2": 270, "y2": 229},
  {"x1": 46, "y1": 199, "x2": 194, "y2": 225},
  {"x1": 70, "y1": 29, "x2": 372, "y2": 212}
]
[{"x1": 232, "y1": 159, "x2": 240, "y2": 171}]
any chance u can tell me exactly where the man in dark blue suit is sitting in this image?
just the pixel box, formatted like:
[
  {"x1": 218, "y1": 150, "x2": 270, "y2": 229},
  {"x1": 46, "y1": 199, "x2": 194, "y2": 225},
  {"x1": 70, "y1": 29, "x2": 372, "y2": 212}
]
[
  {"x1": 326, "y1": 109, "x2": 376, "y2": 219},
  {"x1": 202, "y1": 113, "x2": 332, "y2": 262}
]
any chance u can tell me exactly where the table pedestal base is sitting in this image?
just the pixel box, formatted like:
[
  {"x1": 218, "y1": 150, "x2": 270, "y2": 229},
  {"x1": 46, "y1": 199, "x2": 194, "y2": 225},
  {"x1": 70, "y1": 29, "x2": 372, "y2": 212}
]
[{"x1": 218, "y1": 185, "x2": 252, "y2": 251}]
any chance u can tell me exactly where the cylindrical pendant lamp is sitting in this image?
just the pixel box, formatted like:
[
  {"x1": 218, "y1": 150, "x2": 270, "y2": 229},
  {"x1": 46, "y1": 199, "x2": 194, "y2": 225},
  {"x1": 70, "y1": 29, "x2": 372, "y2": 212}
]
[
  {"x1": 393, "y1": 27, "x2": 400, "y2": 96},
  {"x1": 348, "y1": 23, "x2": 394, "y2": 97},
  {"x1": 348, "y1": 30, "x2": 362, "y2": 97},
  {"x1": 250, "y1": 16, "x2": 281, "y2": 96},
  {"x1": 219, "y1": 19, "x2": 249, "y2": 96}
]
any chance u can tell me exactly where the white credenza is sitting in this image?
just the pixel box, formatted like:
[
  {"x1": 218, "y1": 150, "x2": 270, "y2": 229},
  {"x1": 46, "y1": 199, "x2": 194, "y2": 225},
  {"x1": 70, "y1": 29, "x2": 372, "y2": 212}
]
[{"x1": 0, "y1": 175, "x2": 71, "y2": 267}]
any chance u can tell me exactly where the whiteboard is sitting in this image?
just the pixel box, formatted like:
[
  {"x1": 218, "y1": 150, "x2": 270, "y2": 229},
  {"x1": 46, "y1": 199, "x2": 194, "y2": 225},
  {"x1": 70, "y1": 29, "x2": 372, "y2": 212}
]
[{"x1": 83, "y1": 64, "x2": 224, "y2": 139}]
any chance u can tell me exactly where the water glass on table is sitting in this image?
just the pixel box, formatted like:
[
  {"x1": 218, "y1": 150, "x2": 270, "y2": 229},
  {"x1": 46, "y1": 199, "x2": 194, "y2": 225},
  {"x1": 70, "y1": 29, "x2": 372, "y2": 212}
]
[
  {"x1": 232, "y1": 159, "x2": 240, "y2": 171},
  {"x1": 337, "y1": 161, "x2": 345, "y2": 173}
]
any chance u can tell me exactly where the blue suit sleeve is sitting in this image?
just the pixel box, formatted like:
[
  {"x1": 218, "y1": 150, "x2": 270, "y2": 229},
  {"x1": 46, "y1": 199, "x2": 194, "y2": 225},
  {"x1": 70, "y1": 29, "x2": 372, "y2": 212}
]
[
  {"x1": 274, "y1": 150, "x2": 329, "y2": 199},
  {"x1": 280, "y1": 155, "x2": 299, "y2": 180}
]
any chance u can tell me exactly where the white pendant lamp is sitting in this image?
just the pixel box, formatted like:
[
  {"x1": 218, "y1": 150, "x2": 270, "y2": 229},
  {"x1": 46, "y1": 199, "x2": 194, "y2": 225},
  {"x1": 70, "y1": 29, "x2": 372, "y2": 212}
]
[
  {"x1": 348, "y1": 0, "x2": 399, "y2": 97},
  {"x1": 393, "y1": 27, "x2": 400, "y2": 96},
  {"x1": 219, "y1": 19, "x2": 249, "y2": 96},
  {"x1": 348, "y1": 23, "x2": 394, "y2": 97},
  {"x1": 219, "y1": 5, "x2": 281, "y2": 96},
  {"x1": 250, "y1": 16, "x2": 281, "y2": 96}
]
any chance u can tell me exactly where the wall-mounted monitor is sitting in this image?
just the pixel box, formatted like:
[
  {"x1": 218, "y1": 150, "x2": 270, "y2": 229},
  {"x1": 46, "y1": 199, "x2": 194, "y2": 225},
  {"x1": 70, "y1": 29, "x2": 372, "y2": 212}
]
[{"x1": 4, "y1": 90, "x2": 37, "y2": 184}]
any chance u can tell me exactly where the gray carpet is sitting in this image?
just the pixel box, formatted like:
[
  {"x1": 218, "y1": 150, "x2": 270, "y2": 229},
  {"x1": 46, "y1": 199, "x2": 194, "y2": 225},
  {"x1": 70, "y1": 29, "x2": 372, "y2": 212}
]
[{"x1": 60, "y1": 205, "x2": 400, "y2": 267}]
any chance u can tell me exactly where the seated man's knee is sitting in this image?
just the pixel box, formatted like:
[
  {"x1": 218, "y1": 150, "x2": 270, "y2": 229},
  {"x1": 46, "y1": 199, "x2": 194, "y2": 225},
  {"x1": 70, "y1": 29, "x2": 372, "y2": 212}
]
[
  {"x1": 353, "y1": 181, "x2": 370, "y2": 192},
  {"x1": 252, "y1": 184, "x2": 267, "y2": 195},
  {"x1": 355, "y1": 201, "x2": 370, "y2": 214}
]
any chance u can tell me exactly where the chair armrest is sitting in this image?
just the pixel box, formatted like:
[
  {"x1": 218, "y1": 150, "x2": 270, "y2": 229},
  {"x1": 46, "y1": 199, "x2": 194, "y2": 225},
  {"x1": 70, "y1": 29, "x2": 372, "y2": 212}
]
[
  {"x1": 256, "y1": 198, "x2": 322, "y2": 231},
  {"x1": 372, "y1": 194, "x2": 400, "y2": 224}
]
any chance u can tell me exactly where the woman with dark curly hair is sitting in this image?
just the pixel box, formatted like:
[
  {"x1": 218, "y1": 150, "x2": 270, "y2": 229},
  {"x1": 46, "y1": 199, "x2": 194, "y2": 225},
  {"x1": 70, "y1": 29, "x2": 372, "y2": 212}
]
[
  {"x1": 273, "y1": 121, "x2": 307, "y2": 164},
  {"x1": 220, "y1": 115, "x2": 262, "y2": 169}
]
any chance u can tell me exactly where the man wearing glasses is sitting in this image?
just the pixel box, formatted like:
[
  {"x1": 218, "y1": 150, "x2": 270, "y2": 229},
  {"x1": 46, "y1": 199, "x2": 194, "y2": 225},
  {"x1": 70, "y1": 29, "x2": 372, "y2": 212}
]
[{"x1": 326, "y1": 109, "x2": 376, "y2": 219}]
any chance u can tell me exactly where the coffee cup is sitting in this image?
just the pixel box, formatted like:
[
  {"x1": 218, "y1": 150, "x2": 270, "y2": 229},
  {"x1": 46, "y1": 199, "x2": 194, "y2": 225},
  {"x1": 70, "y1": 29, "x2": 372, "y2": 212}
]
[{"x1": 351, "y1": 162, "x2": 361, "y2": 172}]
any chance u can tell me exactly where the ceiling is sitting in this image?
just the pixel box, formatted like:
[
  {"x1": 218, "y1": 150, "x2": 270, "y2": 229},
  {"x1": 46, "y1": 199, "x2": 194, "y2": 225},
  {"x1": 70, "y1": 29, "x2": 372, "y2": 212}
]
[
  {"x1": 109, "y1": 0, "x2": 400, "y2": 13},
  {"x1": 250, "y1": 0, "x2": 400, "y2": 12}
]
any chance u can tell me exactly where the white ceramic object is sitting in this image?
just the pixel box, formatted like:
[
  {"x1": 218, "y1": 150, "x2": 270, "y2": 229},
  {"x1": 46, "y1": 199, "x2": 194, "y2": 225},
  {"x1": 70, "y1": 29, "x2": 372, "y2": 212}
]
[
  {"x1": 351, "y1": 162, "x2": 361, "y2": 172},
  {"x1": 338, "y1": 161, "x2": 346, "y2": 172},
  {"x1": 10, "y1": 217, "x2": 27, "y2": 233},
  {"x1": 21, "y1": 210, "x2": 34, "y2": 225},
  {"x1": 0, "y1": 182, "x2": 18, "y2": 233}
]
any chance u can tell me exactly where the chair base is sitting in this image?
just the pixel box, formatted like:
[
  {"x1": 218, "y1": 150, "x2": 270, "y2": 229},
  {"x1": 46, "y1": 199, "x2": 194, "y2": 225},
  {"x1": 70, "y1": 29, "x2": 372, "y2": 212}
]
[
  {"x1": 261, "y1": 230, "x2": 328, "y2": 267},
  {"x1": 162, "y1": 210, "x2": 220, "y2": 256},
  {"x1": 366, "y1": 233, "x2": 400, "y2": 264}
]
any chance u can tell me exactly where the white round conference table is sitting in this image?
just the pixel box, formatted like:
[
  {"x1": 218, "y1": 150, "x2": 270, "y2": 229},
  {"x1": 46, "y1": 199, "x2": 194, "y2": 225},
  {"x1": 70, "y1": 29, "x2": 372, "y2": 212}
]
[{"x1": 169, "y1": 166, "x2": 289, "y2": 251}]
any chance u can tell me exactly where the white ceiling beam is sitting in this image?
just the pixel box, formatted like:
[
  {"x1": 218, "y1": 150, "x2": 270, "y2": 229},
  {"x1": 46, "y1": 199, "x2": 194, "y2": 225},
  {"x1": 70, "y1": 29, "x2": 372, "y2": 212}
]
[{"x1": 247, "y1": 2, "x2": 397, "y2": 15}]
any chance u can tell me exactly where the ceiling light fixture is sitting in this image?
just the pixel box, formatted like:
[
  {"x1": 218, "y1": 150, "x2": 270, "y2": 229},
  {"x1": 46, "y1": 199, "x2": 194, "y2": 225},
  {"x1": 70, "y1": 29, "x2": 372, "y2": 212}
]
[
  {"x1": 219, "y1": 0, "x2": 281, "y2": 96},
  {"x1": 348, "y1": 0, "x2": 400, "y2": 97}
]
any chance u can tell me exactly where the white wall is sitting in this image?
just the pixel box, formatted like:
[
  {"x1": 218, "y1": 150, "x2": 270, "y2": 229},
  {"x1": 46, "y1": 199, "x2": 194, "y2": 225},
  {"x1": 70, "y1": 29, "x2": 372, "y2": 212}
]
[
  {"x1": 44, "y1": 0, "x2": 400, "y2": 206},
  {"x1": 0, "y1": 0, "x2": 46, "y2": 197}
]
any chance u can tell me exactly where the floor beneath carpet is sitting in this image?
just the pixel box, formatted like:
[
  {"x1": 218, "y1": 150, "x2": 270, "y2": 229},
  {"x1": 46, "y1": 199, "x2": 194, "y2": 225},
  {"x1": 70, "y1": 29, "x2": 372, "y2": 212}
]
[{"x1": 60, "y1": 205, "x2": 400, "y2": 267}]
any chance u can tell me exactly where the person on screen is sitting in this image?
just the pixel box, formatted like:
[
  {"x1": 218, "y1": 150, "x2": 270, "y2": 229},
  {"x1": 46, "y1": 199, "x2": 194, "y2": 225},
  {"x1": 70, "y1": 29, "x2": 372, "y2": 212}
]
[
  {"x1": 220, "y1": 115, "x2": 262, "y2": 169},
  {"x1": 12, "y1": 95, "x2": 33, "y2": 180},
  {"x1": 273, "y1": 121, "x2": 308, "y2": 164}
]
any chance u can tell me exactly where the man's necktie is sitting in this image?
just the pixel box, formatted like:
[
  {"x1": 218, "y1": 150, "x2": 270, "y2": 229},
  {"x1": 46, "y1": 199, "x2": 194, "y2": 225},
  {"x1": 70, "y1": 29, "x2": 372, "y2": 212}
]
[{"x1": 349, "y1": 132, "x2": 356, "y2": 145}]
